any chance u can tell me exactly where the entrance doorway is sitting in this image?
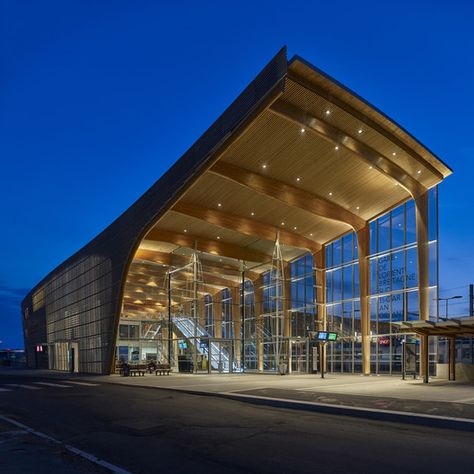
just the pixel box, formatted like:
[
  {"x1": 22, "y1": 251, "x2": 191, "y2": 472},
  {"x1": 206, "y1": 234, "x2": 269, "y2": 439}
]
[
  {"x1": 289, "y1": 339, "x2": 308, "y2": 373},
  {"x1": 210, "y1": 339, "x2": 234, "y2": 373}
]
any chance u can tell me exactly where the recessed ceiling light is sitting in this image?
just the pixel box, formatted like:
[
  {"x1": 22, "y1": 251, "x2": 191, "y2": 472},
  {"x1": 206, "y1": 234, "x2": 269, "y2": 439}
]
[
  {"x1": 356, "y1": 206, "x2": 360, "y2": 210},
  {"x1": 395, "y1": 183, "x2": 399, "y2": 186},
  {"x1": 329, "y1": 192, "x2": 333, "y2": 196},
  {"x1": 262, "y1": 164, "x2": 267, "y2": 169},
  {"x1": 251, "y1": 211, "x2": 255, "y2": 216},
  {"x1": 325, "y1": 110, "x2": 331, "y2": 115},
  {"x1": 417, "y1": 170, "x2": 421, "y2": 174},
  {"x1": 184, "y1": 229, "x2": 187, "y2": 233},
  {"x1": 296, "y1": 177, "x2": 301, "y2": 182},
  {"x1": 310, "y1": 233, "x2": 313, "y2": 237},
  {"x1": 293, "y1": 226, "x2": 297, "y2": 230},
  {"x1": 392, "y1": 152, "x2": 396, "y2": 156},
  {"x1": 281, "y1": 222, "x2": 285, "y2": 226},
  {"x1": 358, "y1": 129, "x2": 363, "y2": 134},
  {"x1": 369, "y1": 166, "x2": 373, "y2": 169},
  {"x1": 217, "y1": 203, "x2": 222, "y2": 207},
  {"x1": 301, "y1": 128, "x2": 305, "y2": 133},
  {"x1": 217, "y1": 236, "x2": 221, "y2": 240},
  {"x1": 335, "y1": 146, "x2": 339, "y2": 150}
]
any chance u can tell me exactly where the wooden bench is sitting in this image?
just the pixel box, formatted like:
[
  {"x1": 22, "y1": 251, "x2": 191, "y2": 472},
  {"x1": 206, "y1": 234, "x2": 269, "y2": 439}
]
[
  {"x1": 130, "y1": 368, "x2": 146, "y2": 376},
  {"x1": 155, "y1": 364, "x2": 171, "y2": 376}
]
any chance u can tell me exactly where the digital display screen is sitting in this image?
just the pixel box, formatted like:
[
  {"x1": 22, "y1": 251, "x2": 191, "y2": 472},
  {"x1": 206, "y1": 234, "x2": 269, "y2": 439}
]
[
  {"x1": 317, "y1": 331, "x2": 328, "y2": 340},
  {"x1": 178, "y1": 341, "x2": 188, "y2": 349},
  {"x1": 328, "y1": 332, "x2": 337, "y2": 341}
]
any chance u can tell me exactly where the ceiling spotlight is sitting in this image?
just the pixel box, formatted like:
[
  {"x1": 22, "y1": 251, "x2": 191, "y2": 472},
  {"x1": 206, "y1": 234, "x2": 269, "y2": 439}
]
[
  {"x1": 183, "y1": 229, "x2": 187, "y2": 233},
  {"x1": 301, "y1": 128, "x2": 306, "y2": 133},
  {"x1": 293, "y1": 226, "x2": 297, "y2": 230},
  {"x1": 358, "y1": 129, "x2": 363, "y2": 134},
  {"x1": 281, "y1": 222, "x2": 285, "y2": 226},
  {"x1": 392, "y1": 152, "x2": 396, "y2": 156},
  {"x1": 296, "y1": 177, "x2": 301, "y2": 182},
  {"x1": 217, "y1": 203, "x2": 222, "y2": 207},
  {"x1": 262, "y1": 164, "x2": 267, "y2": 169},
  {"x1": 251, "y1": 211, "x2": 255, "y2": 216},
  {"x1": 335, "y1": 146, "x2": 339, "y2": 150},
  {"x1": 417, "y1": 170, "x2": 421, "y2": 174},
  {"x1": 369, "y1": 166, "x2": 373, "y2": 169},
  {"x1": 329, "y1": 192, "x2": 333, "y2": 196},
  {"x1": 310, "y1": 233, "x2": 313, "y2": 237},
  {"x1": 356, "y1": 206, "x2": 360, "y2": 210},
  {"x1": 325, "y1": 110, "x2": 331, "y2": 115},
  {"x1": 217, "y1": 236, "x2": 221, "y2": 240}
]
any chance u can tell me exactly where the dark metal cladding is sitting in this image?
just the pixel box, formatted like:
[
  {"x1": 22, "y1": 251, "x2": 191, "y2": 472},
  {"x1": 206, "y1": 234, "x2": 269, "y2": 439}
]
[{"x1": 22, "y1": 48, "x2": 288, "y2": 374}]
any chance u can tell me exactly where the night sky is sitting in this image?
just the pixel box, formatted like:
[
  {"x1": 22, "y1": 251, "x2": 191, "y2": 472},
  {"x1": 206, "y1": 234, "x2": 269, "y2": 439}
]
[{"x1": 1, "y1": 1, "x2": 473, "y2": 348}]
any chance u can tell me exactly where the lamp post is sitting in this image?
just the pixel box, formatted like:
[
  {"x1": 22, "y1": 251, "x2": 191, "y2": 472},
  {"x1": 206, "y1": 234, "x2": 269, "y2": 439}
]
[{"x1": 433, "y1": 296, "x2": 462, "y2": 321}]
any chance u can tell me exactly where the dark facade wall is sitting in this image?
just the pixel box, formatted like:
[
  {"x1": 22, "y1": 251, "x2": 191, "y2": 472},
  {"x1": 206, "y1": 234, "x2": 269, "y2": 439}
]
[{"x1": 22, "y1": 49, "x2": 288, "y2": 374}]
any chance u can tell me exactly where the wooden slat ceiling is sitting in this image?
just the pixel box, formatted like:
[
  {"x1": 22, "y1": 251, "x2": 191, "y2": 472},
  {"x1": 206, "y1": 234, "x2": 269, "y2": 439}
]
[{"x1": 122, "y1": 55, "x2": 451, "y2": 314}]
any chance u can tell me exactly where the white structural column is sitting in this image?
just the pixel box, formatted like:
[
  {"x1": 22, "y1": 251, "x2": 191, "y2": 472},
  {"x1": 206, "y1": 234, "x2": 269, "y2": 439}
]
[
  {"x1": 356, "y1": 225, "x2": 371, "y2": 375},
  {"x1": 415, "y1": 191, "x2": 430, "y2": 382}
]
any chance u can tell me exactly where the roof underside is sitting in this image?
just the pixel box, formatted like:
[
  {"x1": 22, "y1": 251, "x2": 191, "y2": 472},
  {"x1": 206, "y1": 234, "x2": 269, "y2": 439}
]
[{"x1": 123, "y1": 53, "x2": 451, "y2": 313}]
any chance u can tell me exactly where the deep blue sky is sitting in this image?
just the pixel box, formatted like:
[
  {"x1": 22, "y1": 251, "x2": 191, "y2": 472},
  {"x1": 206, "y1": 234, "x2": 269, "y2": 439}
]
[{"x1": 1, "y1": 1, "x2": 473, "y2": 348}]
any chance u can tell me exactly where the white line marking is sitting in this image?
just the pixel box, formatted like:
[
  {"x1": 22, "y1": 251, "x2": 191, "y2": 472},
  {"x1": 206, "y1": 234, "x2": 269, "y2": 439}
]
[
  {"x1": 218, "y1": 392, "x2": 474, "y2": 424},
  {"x1": 0, "y1": 415, "x2": 132, "y2": 474},
  {"x1": 60, "y1": 381, "x2": 100, "y2": 386},
  {"x1": 5, "y1": 384, "x2": 42, "y2": 390},
  {"x1": 0, "y1": 388, "x2": 12, "y2": 392},
  {"x1": 453, "y1": 396, "x2": 474, "y2": 403},
  {"x1": 33, "y1": 382, "x2": 72, "y2": 388}
]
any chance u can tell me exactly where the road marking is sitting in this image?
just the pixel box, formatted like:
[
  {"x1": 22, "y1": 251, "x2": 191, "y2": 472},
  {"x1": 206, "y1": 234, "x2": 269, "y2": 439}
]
[
  {"x1": 60, "y1": 381, "x2": 100, "y2": 386},
  {"x1": 295, "y1": 380, "x2": 402, "y2": 391},
  {"x1": 33, "y1": 382, "x2": 72, "y2": 388},
  {"x1": 0, "y1": 415, "x2": 132, "y2": 474},
  {"x1": 0, "y1": 388, "x2": 12, "y2": 392},
  {"x1": 5, "y1": 384, "x2": 42, "y2": 390},
  {"x1": 453, "y1": 396, "x2": 474, "y2": 403}
]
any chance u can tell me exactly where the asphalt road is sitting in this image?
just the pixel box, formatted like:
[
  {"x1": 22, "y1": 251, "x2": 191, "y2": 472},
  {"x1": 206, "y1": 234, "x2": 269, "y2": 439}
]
[{"x1": 0, "y1": 373, "x2": 473, "y2": 474}]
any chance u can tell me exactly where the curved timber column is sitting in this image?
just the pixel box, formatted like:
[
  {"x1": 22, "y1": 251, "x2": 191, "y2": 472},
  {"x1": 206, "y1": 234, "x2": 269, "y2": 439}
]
[
  {"x1": 314, "y1": 249, "x2": 327, "y2": 373},
  {"x1": 415, "y1": 191, "x2": 430, "y2": 381},
  {"x1": 356, "y1": 226, "x2": 371, "y2": 376}
]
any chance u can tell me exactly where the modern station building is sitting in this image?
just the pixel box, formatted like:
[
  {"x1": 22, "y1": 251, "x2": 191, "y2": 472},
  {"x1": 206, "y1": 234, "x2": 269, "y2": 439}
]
[{"x1": 22, "y1": 48, "x2": 453, "y2": 377}]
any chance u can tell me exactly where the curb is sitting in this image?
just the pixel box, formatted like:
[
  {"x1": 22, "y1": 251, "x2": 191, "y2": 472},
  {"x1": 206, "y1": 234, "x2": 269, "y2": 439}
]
[{"x1": 91, "y1": 378, "x2": 474, "y2": 432}]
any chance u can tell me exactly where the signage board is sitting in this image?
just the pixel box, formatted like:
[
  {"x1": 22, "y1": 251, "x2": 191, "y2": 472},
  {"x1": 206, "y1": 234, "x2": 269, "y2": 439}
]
[{"x1": 315, "y1": 331, "x2": 338, "y2": 341}]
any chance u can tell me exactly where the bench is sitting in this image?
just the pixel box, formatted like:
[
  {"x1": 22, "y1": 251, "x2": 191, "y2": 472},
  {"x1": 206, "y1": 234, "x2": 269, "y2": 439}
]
[
  {"x1": 155, "y1": 364, "x2": 171, "y2": 376},
  {"x1": 130, "y1": 368, "x2": 146, "y2": 376}
]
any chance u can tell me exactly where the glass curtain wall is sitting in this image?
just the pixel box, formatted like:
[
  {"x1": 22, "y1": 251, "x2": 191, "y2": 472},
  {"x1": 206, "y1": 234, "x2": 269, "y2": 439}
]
[{"x1": 326, "y1": 187, "x2": 438, "y2": 374}]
